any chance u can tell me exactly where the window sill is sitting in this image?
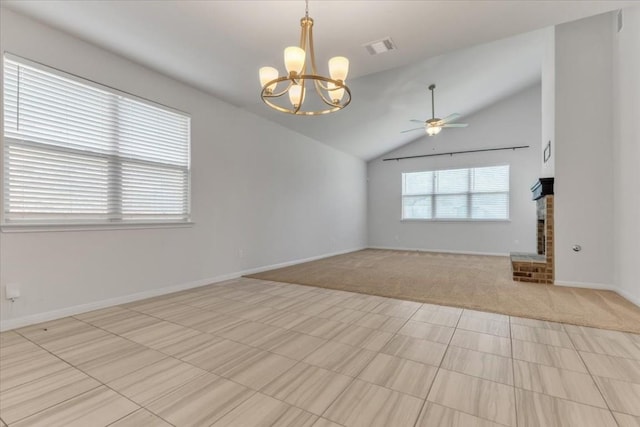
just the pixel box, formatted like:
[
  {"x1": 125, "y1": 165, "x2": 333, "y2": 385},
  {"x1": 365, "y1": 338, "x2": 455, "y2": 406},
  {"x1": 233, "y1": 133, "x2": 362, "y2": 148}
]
[{"x1": 1, "y1": 221, "x2": 195, "y2": 233}]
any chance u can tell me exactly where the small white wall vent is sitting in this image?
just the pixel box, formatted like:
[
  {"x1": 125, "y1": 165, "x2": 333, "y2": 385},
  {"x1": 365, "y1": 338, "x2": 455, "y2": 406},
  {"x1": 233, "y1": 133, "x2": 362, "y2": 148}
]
[
  {"x1": 363, "y1": 37, "x2": 396, "y2": 55},
  {"x1": 617, "y1": 9, "x2": 623, "y2": 33}
]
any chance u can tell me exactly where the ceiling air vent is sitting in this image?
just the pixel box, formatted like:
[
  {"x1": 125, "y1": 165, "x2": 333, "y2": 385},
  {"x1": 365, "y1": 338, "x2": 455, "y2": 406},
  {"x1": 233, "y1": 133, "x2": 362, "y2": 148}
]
[{"x1": 363, "y1": 37, "x2": 396, "y2": 55}]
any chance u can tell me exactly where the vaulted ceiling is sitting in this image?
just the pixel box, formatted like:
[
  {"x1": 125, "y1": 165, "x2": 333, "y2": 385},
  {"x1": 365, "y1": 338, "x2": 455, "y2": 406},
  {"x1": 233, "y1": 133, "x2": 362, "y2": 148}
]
[{"x1": 3, "y1": 1, "x2": 634, "y2": 160}]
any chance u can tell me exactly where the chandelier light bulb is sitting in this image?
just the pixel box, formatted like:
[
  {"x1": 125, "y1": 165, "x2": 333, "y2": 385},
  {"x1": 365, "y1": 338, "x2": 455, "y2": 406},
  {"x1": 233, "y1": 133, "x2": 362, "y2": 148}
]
[
  {"x1": 327, "y1": 82, "x2": 345, "y2": 103},
  {"x1": 284, "y1": 46, "x2": 306, "y2": 76},
  {"x1": 289, "y1": 84, "x2": 305, "y2": 107},
  {"x1": 328, "y1": 56, "x2": 349, "y2": 82},
  {"x1": 259, "y1": 67, "x2": 279, "y2": 93}
]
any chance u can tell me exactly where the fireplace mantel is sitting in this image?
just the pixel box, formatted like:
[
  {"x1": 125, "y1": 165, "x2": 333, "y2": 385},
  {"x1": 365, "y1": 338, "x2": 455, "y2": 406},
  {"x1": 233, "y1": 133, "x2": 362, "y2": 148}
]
[{"x1": 531, "y1": 178, "x2": 554, "y2": 201}]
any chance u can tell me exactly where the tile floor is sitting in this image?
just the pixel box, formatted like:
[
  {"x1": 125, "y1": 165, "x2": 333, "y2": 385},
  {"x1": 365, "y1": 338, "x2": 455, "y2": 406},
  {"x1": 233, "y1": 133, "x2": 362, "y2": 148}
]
[{"x1": 1, "y1": 277, "x2": 639, "y2": 427}]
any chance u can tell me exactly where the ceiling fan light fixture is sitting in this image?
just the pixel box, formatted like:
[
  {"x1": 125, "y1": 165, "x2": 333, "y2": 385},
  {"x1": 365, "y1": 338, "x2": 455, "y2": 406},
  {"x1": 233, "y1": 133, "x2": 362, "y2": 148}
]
[
  {"x1": 426, "y1": 126, "x2": 442, "y2": 136},
  {"x1": 258, "y1": 0, "x2": 351, "y2": 115}
]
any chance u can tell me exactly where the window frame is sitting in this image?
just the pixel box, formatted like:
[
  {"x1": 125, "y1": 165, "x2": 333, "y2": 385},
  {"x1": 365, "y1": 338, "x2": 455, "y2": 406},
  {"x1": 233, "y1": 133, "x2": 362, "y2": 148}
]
[
  {"x1": 401, "y1": 165, "x2": 510, "y2": 222},
  {"x1": 1, "y1": 53, "x2": 193, "y2": 231}
]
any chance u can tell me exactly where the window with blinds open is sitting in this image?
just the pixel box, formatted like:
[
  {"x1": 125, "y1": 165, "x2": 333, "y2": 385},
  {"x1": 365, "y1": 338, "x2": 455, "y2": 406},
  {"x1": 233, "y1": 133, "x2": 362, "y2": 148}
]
[
  {"x1": 402, "y1": 165, "x2": 509, "y2": 220},
  {"x1": 2, "y1": 54, "x2": 191, "y2": 226}
]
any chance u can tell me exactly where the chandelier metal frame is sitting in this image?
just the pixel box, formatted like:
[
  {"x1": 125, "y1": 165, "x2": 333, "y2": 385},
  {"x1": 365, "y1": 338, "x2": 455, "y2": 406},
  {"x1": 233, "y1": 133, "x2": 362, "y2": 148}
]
[{"x1": 259, "y1": 2, "x2": 351, "y2": 116}]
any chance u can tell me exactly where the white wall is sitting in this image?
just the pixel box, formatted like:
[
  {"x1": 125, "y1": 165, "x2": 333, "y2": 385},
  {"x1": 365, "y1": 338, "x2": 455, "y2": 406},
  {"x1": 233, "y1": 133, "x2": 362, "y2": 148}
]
[
  {"x1": 554, "y1": 13, "x2": 614, "y2": 288},
  {"x1": 367, "y1": 85, "x2": 541, "y2": 255},
  {"x1": 612, "y1": 6, "x2": 640, "y2": 305},
  {"x1": 541, "y1": 29, "x2": 555, "y2": 177},
  {"x1": 0, "y1": 9, "x2": 367, "y2": 329}
]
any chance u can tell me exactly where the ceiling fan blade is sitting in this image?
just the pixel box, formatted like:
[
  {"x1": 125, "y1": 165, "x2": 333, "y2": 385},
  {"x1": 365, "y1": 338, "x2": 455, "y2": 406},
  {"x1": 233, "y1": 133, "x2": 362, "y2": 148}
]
[
  {"x1": 409, "y1": 119, "x2": 425, "y2": 123},
  {"x1": 440, "y1": 113, "x2": 461, "y2": 124},
  {"x1": 442, "y1": 123, "x2": 468, "y2": 128},
  {"x1": 400, "y1": 127, "x2": 425, "y2": 133}
]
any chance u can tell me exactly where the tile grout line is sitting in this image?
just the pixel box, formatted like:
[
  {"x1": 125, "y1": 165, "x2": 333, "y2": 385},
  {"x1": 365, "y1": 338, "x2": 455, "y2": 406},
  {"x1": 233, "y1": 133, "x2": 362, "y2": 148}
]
[
  {"x1": 564, "y1": 327, "x2": 622, "y2": 426},
  {"x1": 315, "y1": 303, "x2": 420, "y2": 424},
  {"x1": 410, "y1": 307, "x2": 464, "y2": 427},
  {"x1": 510, "y1": 315, "x2": 519, "y2": 427},
  {"x1": 10, "y1": 326, "x2": 146, "y2": 426}
]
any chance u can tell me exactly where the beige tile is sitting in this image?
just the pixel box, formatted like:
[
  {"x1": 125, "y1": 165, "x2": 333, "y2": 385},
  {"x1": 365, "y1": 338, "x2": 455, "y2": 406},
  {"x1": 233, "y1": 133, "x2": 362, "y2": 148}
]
[
  {"x1": 449, "y1": 329, "x2": 511, "y2": 357},
  {"x1": 371, "y1": 301, "x2": 421, "y2": 319},
  {"x1": 358, "y1": 353, "x2": 437, "y2": 397},
  {"x1": 303, "y1": 341, "x2": 376, "y2": 377},
  {"x1": 416, "y1": 402, "x2": 505, "y2": 427},
  {"x1": 462, "y1": 309, "x2": 509, "y2": 323},
  {"x1": 146, "y1": 374, "x2": 253, "y2": 427},
  {"x1": 181, "y1": 338, "x2": 259, "y2": 371},
  {"x1": 153, "y1": 331, "x2": 222, "y2": 359},
  {"x1": 354, "y1": 312, "x2": 406, "y2": 332},
  {"x1": 215, "y1": 349, "x2": 297, "y2": 390},
  {"x1": 312, "y1": 419, "x2": 344, "y2": 427},
  {"x1": 0, "y1": 367, "x2": 101, "y2": 424},
  {"x1": 259, "y1": 309, "x2": 311, "y2": 329},
  {"x1": 613, "y1": 412, "x2": 640, "y2": 427},
  {"x1": 12, "y1": 386, "x2": 138, "y2": 427},
  {"x1": 381, "y1": 335, "x2": 447, "y2": 366},
  {"x1": 256, "y1": 329, "x2": 327, "y2": 360},
  {"x1": 397, "y1": 320, "x2": 454, "y2": 344},
  {"x1": 107, "y1": 357, "x2": 207, "y2": 406},
  {"x1": 457, "y1": 316, "x2": 510, "y2": 338},
  {"x1": 441, "y1": 346, "x2": 513, "y2": 385},
  {"x1": 412, "y1": 307, "x2": 461, "y2": 328},
  {"x1": 109, "y1": 409, "x2": 173, "y2": 427},
  {"x1": 0, "y1": 339, "x2": 43, "y2": 361},
  {"x1": 511, "y1": 324, "x2": 574, "y2": 348},
  {"x1": 214, "y1": 320, "x2": 283, "y2": 345},
  {"x1": 290, "y1": 317, "x2": 349, "y2": 339},
  {"x1": 0, "y1": 350, "x2": 70, "y2": 392},
  {"x1": 317, "y1": 306, "x2": 367, "y2": 324},
  {"x1": 510, "y1": 316, "x2": 564, "y2": 331},
  {"x1": 427, "y1": 369, "x2": 516, "y2": 426},
  {"x1": 262, "y1": 363, "x2": 352, "y2": 416},
  {"x1": 515, "y1": 388, "x2": 617, "y2": 427},
  {"x1": 512, "y1": 339, "x2": 587, "y2": 372},
  {"x1": 513, "y1": 359, "x2": 606, "y2": 407},
  {"x1": 121, "y1": 321, "x2": 201, "y2": 350},
  {"x1": 211, "y1": 392, "x2": 317, "y2": 427},
  {"x1": 0, "y1": 331, "x2": 29, "y2": 347},
  {"x1": 190, "y1": 313, "x2": 248, "y2": 334},
  {"x1": 324, "y1": 379, "x2": 423, "y2": 427},
  {"x1": 55, "y1": 334, "x2": 139, "y2": 366},
  {"x1": 76, "y1": 347, "x2": 167, "y2": 383},
  {"x1": 593, "y1": 376, "x2": 640, "y2": 416},
  {"x1": 569, "y1": 332, "x2": 640, "y2": 360},
  {"x1": 581, "y1": 351, "x2": 640, "y2": 382},
  {"x1": 95, "y1": 312, "x2": 159, "y2": 335},
  {"x1": 331, "y1": 324, "x2": 393, "y2": 351}
]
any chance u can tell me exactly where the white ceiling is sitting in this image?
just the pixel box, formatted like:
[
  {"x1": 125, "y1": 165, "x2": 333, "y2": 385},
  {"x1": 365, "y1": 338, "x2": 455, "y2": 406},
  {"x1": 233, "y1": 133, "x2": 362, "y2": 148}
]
[{"x1": 3, "y1": 0, "x2": 635, "y2": 160}]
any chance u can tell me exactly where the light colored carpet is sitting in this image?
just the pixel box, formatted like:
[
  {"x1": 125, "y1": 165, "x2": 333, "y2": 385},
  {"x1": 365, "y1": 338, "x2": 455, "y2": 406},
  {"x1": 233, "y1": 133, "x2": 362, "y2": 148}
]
[{"x1": 247, "y1": 249, "x2": 640, "y2": 334}]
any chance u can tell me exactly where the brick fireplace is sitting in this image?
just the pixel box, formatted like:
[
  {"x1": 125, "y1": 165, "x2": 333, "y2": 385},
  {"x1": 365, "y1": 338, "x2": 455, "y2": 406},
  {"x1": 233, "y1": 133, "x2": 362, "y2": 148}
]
[{"x1": 511, "y1": 178, "x2": 554, "y2": 284}]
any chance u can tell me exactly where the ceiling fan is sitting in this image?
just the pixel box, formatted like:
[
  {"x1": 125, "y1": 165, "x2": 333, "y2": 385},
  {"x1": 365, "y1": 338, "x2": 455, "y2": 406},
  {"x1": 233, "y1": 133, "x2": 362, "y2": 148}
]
[{"x1": 401, "y1": 84, "x2": 468, "y2": 136}]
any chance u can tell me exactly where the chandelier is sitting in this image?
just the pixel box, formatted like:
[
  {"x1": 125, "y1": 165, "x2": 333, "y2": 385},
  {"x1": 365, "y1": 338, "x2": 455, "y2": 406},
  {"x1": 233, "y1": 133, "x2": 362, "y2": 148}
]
[{"x1": 258, "y1": 0, "x2": 351, "y2": 115}]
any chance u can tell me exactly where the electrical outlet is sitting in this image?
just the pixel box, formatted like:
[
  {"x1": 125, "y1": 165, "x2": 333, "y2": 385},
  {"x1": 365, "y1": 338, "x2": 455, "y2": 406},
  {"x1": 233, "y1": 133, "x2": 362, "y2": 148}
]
[{"x1": 5, "y1": 283, "x2": 21, "y2": 301}]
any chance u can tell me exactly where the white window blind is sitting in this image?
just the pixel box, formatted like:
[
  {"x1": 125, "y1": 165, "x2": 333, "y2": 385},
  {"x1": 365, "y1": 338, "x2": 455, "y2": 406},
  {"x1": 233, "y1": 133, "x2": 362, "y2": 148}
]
[
  {"x1": 2, "y1": 55, "x2": 191, "y2": 226},
  {"x1": 402, "y1": 165, "x2": 509, "y2": 220}
]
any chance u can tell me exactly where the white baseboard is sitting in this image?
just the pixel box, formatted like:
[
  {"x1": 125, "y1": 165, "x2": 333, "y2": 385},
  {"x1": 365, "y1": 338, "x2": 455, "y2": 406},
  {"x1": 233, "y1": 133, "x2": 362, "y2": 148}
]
[
  {"x1": 0, "y1": 246, "x2": 365, "y2": 332},
  {"x1": 368, "y1": 246, "x2": 509, "y2": 257},
  {"x1": 554, "y1": 280, "x2": 617, "y2": 291},
  {"x1": 554, "y1": 280, "x2": 640, "y2": 308}
]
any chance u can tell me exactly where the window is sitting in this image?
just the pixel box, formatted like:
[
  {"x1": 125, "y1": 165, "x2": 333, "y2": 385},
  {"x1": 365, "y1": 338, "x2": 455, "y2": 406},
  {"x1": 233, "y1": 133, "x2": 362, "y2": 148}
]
[
  {"x1": 402, "y1": 165, "x2": 509, "y2": 220},
  {"x1": 2, "y1": 54, "x2": 191, "y2": 227}
]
